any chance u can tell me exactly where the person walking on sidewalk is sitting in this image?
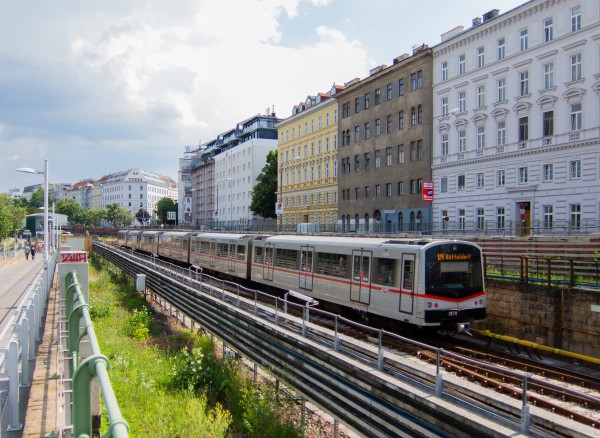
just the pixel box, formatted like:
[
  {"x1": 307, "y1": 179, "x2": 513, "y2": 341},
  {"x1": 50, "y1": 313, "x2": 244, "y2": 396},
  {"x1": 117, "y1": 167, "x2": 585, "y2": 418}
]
[
  {"x1": 30, "y1": 244, "x2": 36, "y2": 260},
  {"x1": 24, "y1": 244, "x2": 30, "y2": 260}
]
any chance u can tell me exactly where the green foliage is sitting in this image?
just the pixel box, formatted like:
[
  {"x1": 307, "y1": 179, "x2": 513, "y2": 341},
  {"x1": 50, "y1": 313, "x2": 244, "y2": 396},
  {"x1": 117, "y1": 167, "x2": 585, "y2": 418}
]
[
  {"x1": 134, "y1": 208, "x2": 151, "y2": 225},
  {"x1": 105, "y1": 203, "x2": 133, "y2": 227},
  {"x1": 0, "y1": 195, "x2": 27, "y2": 239},
  {"x1": 89, "y1": 299, "x2": 111, "y2": 319},
  {"x1": 123, "y1": 308, "x2": 153, "y2": 340},
  {"x1": 82, "y1": 208, "x2": 106, "y2": 227},
  {"x1": 156, "y1": 197, "x2": 177, "y2": 223},
  {"x1": 55, "y1": 199, "x2": 85, "y2": 224},
  {"x1": 250, "y1": 150, "x2": 278, "y2": 219},
  {"x1": 28, "y1": 188, "x2": 45, "y2": 214}
]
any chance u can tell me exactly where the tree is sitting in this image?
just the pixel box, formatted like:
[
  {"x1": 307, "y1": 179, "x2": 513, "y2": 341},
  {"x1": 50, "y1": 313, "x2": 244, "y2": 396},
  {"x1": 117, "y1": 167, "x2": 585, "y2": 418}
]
[
  {"x1": 250, "y1": 150, "x2": 277, "y2": 219},
  {"x1": 28, "y1": 188, "x2": 45, "y2": 214},
  {"x1": 135, "y1": 208, "x2": 151, "y2": 226},
  {"x1": 55, "y1": 199, "x2": 85, "y2": 224},
  {"x1": 0, "y1": 195, "x2": 26, "y2": 239},
  {"x1": 105, "y1": 203, "x2": 132, "y2": 227},
  {"x1": 156, "y1": 198, "x2": 177, "y2": 224},
  {"x1": 82, "y1": 208, "x2": 106, "y2": 227}
]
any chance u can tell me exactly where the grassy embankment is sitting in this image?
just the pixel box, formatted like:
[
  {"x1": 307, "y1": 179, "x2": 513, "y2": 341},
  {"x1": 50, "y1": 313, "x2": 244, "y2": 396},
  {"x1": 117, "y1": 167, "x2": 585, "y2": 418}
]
[{"x1": 88, "y1": 253, "x2": 303, "y2": 437}]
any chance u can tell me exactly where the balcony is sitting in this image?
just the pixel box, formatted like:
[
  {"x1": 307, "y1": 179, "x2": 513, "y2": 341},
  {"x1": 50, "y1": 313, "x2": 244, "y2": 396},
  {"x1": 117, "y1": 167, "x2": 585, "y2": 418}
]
[{"x1": 518, "y1": 141, "x2": 528, "y2": 150}]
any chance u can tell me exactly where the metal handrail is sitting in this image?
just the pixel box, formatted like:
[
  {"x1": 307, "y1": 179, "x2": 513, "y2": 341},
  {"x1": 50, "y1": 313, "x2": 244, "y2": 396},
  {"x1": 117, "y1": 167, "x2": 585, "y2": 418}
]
[{"x1": 63, "y1": 270, "x2": 129, "y2": 437}]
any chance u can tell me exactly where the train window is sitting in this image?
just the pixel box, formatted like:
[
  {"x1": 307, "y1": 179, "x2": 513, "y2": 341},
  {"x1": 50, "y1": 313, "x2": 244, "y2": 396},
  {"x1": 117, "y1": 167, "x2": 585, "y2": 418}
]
[
  {"x1": 353, "y1": 255, "x2": 370, "y2": 282},
  {"x1": 255, "y1": 246, "x2": 264, "y2": 264},
  {"x1": 200, "y1": 241, "x2": 210, "y2": 255},
  {"x1": 237, "y1": 244, "x2": 245, "y2": 260},
  {"x1": 375, "y1": 258, "x2": 395, "y2": 286},
  {"x1": 217, "y1": 243, "x2": 228, "y2": 257},
  {"x1": 275, "y1": 249, "x2": 296, "y2": 269},
  {"x1": 403, "y1": 259, "x2": 414, "y2": 289},
  {"x1": 316, "y1": 253, "x2": 331, "y2": 275}
]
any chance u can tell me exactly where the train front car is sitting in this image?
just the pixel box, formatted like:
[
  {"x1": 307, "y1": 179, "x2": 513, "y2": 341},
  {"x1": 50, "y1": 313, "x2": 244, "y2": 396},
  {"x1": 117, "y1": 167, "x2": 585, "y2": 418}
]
[
  {"x1": 421, "y1": 241, "x2": 486, "y2": 333},
  {"x1": 158, "y1": 231, "x2": 193, "y2": 265}
]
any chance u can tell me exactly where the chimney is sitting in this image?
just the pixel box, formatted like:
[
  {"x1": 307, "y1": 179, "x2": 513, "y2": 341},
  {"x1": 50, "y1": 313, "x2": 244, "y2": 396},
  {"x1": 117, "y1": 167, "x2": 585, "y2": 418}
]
[
  {"x1": 483, "y1": 9, "x2": 499, "y2": 22},
  {"x1": 472, "y1": 17, "x2": 482, "y2": 27}
]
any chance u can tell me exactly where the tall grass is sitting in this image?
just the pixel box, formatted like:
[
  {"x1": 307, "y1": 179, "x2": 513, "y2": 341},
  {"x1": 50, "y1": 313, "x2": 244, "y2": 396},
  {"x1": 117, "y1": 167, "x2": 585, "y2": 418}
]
[{"x1": 88, "y1": 254, "x2": 303, "y2": 437}]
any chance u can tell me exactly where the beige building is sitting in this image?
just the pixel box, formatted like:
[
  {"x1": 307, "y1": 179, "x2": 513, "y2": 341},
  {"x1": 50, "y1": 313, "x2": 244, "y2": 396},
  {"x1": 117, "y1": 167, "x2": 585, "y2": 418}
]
[
  {"x1": 276, "y1": 84, "x2": 345, "y2": 232},
  {"x1": 336, "y1": 47, "x2": 434, "y2": 233}
]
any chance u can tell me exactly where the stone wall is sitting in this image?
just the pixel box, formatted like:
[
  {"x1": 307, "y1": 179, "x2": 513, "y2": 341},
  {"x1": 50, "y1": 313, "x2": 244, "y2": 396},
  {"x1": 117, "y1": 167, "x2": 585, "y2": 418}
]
[{"x1": 473, "y1": 280, "x2": 600, "y2": 359}]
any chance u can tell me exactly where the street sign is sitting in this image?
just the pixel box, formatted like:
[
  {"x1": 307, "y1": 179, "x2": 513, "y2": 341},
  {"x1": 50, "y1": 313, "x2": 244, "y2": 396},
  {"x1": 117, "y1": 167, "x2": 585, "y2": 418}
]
[
  {"x1": 275, "y1": 202, "x2": 283, "y2": 215},
  {"x1": 167, "y1": 211, "x2": 176, "y2": 220},
  {"x1": 422, "y1": 181, "x2": 434, "y2": 202}
]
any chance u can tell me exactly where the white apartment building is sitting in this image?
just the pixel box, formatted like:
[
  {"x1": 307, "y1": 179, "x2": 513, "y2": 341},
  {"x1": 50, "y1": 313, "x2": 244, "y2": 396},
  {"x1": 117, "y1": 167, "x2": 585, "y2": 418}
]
[
  {"x1": 432, "y1": 0, "x2": 600, "y2": 236},
  {"x1": 102, "y1": 168, "x2": 178, "y2": 221}
]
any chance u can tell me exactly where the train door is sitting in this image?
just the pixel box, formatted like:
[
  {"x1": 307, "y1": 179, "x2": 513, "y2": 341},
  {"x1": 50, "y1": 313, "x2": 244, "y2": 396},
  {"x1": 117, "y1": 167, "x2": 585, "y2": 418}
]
[
  {"x1": 227, "y1": 242, "x2": 236, "y2": 272},
  {"x1": 350, "y1": 250, "x2": 371, "y2": 305},
  {"x1": 299, "y1": 246, "x2": 314, "y2": 290},
  {"x1": 399, "y1": 254, "x2": 415, "y2": 314},
  {"x1": 263, "y1": 243, "x2": 275, "y2": 281},
  {"x1": 209, "y1": 239, "x2": 217, "y2": 268}
]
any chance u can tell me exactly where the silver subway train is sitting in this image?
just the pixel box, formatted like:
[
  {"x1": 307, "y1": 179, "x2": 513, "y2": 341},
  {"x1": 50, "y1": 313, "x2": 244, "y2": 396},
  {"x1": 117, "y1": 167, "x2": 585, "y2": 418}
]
[{"x1": 117, "y1": 230, "x2": 486, "y2": 331}]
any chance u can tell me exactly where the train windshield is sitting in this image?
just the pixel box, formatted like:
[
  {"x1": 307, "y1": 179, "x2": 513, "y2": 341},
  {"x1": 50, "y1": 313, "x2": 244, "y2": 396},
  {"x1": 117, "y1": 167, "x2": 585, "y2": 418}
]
[{"x1": 424, "y1": 243, "x2": 483, "y2": 297}]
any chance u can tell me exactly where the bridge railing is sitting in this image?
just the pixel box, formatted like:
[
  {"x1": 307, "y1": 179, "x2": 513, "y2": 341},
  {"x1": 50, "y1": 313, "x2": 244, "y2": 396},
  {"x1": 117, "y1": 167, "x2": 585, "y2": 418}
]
[
  {"x1": 0, "y1": 251, "x2": 56, "y2": 431},
  {"x1": 62, "y1": 270, "x2": 129, "y2": 437}
]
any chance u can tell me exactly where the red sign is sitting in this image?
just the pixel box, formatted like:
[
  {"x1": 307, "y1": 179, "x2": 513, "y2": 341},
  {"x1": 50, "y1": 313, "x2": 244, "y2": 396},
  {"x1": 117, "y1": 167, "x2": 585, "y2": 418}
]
[
  {"x1": 422, "y1": 181, "x2": 434, "y2": 202},
  {"x1": 60, "y1": 252, "x2": 88, "y2": 263}
]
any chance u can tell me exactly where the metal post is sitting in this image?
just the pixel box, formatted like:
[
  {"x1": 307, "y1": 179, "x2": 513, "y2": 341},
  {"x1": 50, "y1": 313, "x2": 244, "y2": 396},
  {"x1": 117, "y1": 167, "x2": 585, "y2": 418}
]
[
  {"x1": 377, "y1": 329, "x2": 384, "y2": 371},
  {"x1": 435, "y1": 349, "x2": 444, "y2": 396},
  {"x1": 521, "y1": 374, "x2": 531, "y2": 434}
]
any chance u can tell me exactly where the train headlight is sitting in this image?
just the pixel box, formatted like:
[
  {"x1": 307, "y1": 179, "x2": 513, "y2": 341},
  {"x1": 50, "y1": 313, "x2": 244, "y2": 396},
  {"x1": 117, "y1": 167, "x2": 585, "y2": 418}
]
[{"x1": 426, "y1": 302, "x2": 432, "y2": 308}]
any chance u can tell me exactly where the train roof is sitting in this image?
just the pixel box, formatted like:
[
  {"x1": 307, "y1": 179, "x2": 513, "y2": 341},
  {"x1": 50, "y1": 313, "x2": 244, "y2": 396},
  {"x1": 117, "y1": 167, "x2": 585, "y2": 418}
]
[
  {"x1": 161, "y1": 231, "x2": 194, "y2": 237},
  {"x1": 261, "y1": 235, "x2": 475, "y2": 249},
  {"x1": 192, "y1": 232, "x2": 267, "y2": 240}
]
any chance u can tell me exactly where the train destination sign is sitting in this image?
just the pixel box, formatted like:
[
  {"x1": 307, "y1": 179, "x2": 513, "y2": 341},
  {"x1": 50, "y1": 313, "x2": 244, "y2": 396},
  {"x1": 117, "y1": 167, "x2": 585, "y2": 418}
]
[{"x1": 437, "y1": 253, "x2": 472, "y2": 261}]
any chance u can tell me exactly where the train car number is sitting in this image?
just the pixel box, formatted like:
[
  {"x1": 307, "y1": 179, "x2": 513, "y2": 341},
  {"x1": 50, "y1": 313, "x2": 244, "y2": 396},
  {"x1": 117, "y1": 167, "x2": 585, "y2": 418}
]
[{"x1": 447, "y1": 310, "x2": 459, "y2": 317}]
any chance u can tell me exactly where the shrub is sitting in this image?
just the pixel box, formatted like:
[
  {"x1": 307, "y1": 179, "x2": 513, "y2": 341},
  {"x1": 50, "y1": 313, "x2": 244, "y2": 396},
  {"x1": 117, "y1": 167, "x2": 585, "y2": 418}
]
[
  {"x1": 89, "y1": 300, "x2": 111, "y2": 319},
  {"x1": 123, "y1": 308, "x2": 152, "y2": 340}
]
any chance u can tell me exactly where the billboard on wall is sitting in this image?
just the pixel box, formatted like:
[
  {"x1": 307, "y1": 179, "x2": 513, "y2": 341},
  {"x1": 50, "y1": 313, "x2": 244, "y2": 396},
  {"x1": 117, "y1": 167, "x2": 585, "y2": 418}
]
[{"x1": 422, "y1": 181, "x2": 434, "y2": 202}]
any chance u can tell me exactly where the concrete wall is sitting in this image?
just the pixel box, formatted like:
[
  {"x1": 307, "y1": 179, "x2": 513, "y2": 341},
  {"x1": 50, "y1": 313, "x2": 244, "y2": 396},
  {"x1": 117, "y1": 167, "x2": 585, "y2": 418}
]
[{"x1": 474, "y1": 280, "x2": 600, "y2": 358}]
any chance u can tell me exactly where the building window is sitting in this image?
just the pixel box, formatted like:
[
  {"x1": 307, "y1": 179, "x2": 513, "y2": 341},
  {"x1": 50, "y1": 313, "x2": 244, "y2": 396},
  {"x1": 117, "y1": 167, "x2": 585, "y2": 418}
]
[
  {"x1": 476, "y1": 172, "x2": 484, "y2": 188},
  {"x1": 543, "y1": 163, "x2": 553, "y2": 182},
  {"x1": 477, "y1": 208, "x2": 485, "y2": 230},
  {"x1": 398, "y1": 79, "x2": 405, "y2": 96},
  {"x1": 570, "y1": 53, "x2": 582, "y2": 81},
  {"x1": 519, "y1": 71, "x2": 529, "y2": 95},
  {"x1": 497, "y1": 169, "x2": 505, "y2": 186},
  {"x1": 441, "y1": 97, "x2": 448, "y2": 115},
  {"x1": 375, "y1": 88, "x2": 381, "y2": 105},
  {"x1": 410, "y1": 107, "x2": 417, "y2": 125},
  {"x1": 570, "y1": 160, "x2": 581, "y2": 179},
  {"x1": 543, "y1": 111, "x2": 554, "y2": 138},
  {"x1": 398, "y1": 111, "x2": 404, "y2": 129},
  {"x1": 458, "y1": 54, "x2": 466, "y2": 75},
  {"x1": 497, "y1": 78, "x2": 506, "y2": 102},
  {"x1": 398, "y1": 181, "x2": 404, "y2": 196},
  {"x1": 457, "y1": 174, "x2": 465, "y2": 191},
  {"x1": 375, "y1": 150, "x2": 381, "y2": 168},
  {"x1": 354, "y1": 126, "x2": 360, "y2": 142},
  {"x1": 386, "y1": 115, "x2": 392, "y2": 133},
  {"x1": 417, "y1": 70, "x2": 423, "y2": 89},
  {"x1": 441, "y1": 176, "x2": 447, "y2": 193},
  {"x1": 544, "y1": 18, "x2": 553, "y2": 42},
  {"x1": 417, "y1": 105, "x2": 423, "y2": 124},
  {"x1": 398, "y1": 144, "x2": 404, "y2": 164},
  {"x1": 477, "y1": 46, "x2": 484, "y2": 67},
  {"x1": 375, "y1": 185, "x2": 381, "y2": 198},
  {"x1": 571, "y1": 6, "x2": 581, "y2": 32},
  {"x1": 518, "y1": 166, "x2": 528, "y2": 184},
  {"x1": 497, "y1": 121, "x2": 506, "y2": 145},
  {"x1": 441, "y1": 62, "x2": 448, "y2": 81},
  {"x1": 520, "y1": 28, "x2": 528, "y2": 51},
  {"x1": 364, "y1": 153, "x2": 371, "y2": 170},
  {"x1": 497, "y1": 37, "x2": 505, "y2": 60},
  {"x1": 386, "y1": 83, "x2": 392, "y2": 100},
  {"x1": 410, "y1": 141, "x2": 416, "y2": 161},
  {"x1": 543, "y1": 205, "x2": 553, "y2": 230},
  {"x1": 544, "y1": 63, "x2": 554, "y2": 89},
  {"x1": 477, "y1": 126, "x2": 485, "y2": 149},
  {"x1": 410, "y1": 180, "x2": 418, "y2": 194},
  {"x1": 497, "y1": 207, "x2": 505, "y2": 230},
  {"x1": 386, "y1": 183, "x2": 392, "y2": 197},
  {"x1": 458, "y1": 91, "x2": 466, "y2": 112},
  {"x1": 519, "y1": 116, "x2": 529, "y2": 141},
  {"x1": 458, "y1": 130, "x2": 466, "y2": 152},
  {"x1": 570, "y1": 103, "x2": 582, "y2": 131},
  {"x1": 570, "y1": 204, "x2": 581, "y2": 230},
  {"x1": 458, "y1": 209, "x2": 466, "y2": 230},
  {"x1": 386, "y1": 147, "x2": 392, "y2": 166},
  {"x1": 354, "y1": 155, "x2": 360, "y2": 172},
  {"x1": 365, "y1": 122, "x2": 371, "y2": 139},
  {"x1": 355, "y1": 97, "x2": 361, "y2": 113},
  {"x1": 375, "y1": 118, "x2": 381, "y2": 136},
  {"x1": 417, "y1": 140, "x2": 423, "y2": 160},
  {"x1": 441, "y1": 134, "x2": 449, "y2": 155},
  {"x1": 364, "y1": 93, "x2": 370, "y2": 109},
  {"x1": 477, "y1": 85, "x2": 485, "y2": 108},
  {"x1": 365, "y1": 186, "x2": 370, "y2": 199}
]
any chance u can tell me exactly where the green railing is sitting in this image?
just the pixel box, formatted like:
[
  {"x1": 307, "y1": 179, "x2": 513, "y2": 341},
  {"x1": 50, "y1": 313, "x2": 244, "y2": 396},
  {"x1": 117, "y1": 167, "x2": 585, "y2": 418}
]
[{"x1": 64, "y1": 271, "x2": 129, "y2": 437}]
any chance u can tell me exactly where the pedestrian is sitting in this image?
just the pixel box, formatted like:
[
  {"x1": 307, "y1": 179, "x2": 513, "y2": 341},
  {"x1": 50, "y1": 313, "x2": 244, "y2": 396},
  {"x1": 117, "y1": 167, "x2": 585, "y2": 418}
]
[
  {"x1": 31, "y1": 244, "x2": 36, "y2": 260},
  {"x1": 24, "y1": 244, "x2": 30, "y2": 260}
]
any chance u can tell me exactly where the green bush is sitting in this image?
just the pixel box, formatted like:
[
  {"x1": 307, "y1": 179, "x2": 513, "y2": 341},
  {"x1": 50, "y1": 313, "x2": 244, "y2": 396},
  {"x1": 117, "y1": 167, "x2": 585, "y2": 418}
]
[
  {"x1": 89, "y1": 300, "x2": 111, "y2": 319},
  {"x1": 123, "y1": 308, "x2": 152, "y2": 340}
]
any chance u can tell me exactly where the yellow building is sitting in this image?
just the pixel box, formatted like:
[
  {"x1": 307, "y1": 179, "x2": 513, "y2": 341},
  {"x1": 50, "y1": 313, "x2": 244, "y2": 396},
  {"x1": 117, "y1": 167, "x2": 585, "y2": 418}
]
[{"x1": 276, "y1": 84, "x2": 345, "y2": 232}]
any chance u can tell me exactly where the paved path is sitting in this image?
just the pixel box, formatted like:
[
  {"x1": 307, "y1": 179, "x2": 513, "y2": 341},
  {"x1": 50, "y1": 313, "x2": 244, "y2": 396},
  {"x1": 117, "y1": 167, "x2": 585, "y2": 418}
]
[{"x1": 0, "y1": 255, "x2": 60, "y2": 437}]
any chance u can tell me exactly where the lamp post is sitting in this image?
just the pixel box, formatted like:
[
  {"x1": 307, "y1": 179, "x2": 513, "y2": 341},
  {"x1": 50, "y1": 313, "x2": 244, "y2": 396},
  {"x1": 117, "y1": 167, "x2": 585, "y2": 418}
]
[{"x1": 16, "y1": 160, "x2": 49, "y2": 270}]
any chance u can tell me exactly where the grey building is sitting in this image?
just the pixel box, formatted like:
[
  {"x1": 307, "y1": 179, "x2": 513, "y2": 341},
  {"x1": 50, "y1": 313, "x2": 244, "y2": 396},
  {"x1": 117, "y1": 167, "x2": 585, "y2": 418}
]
[{"x1": 336, "y1": 46, "x2": 434, "y2": 233}]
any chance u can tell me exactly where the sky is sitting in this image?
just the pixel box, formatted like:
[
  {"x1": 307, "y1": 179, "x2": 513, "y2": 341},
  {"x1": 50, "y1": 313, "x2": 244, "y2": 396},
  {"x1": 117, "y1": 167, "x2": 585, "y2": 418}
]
[{"x1": 1, "y1": 0, "x2": 526, "y2": 194}]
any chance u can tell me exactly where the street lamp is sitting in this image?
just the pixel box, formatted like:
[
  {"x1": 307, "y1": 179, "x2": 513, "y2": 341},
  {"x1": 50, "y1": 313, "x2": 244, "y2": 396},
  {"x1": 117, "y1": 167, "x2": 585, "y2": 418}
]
[{"x1": 15, "y1": 160, "x2": 49, "y2": 270}]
